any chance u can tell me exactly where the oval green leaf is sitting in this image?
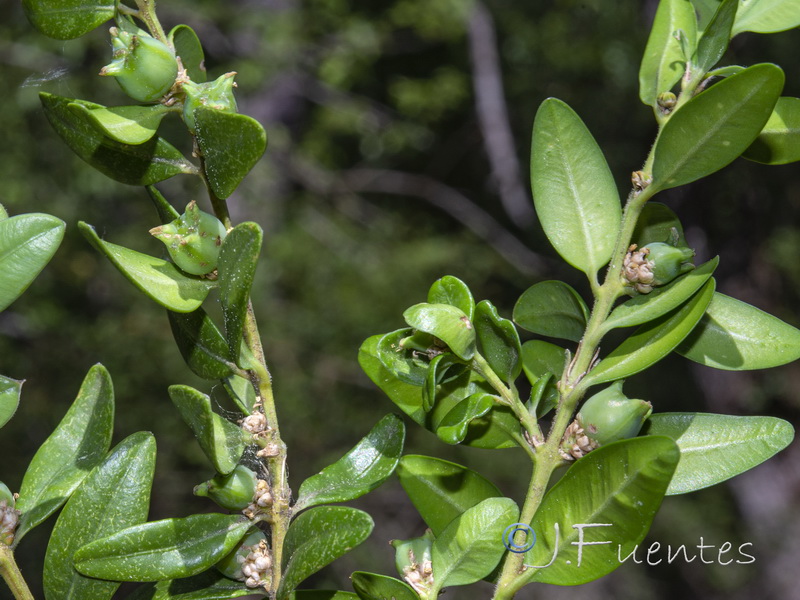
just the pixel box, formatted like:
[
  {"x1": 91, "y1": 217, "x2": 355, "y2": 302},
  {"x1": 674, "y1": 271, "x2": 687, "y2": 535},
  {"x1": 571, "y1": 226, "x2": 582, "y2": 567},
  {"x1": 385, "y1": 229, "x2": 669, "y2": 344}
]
[
  {"x1": 0, "y1": 213, "x2": 65, "y2": 312},
  {"x1": 522, "y1": 436, "x2": 679, "y2": 585},
  {"x1": 44, "y1": 432, "x2": 156, "y2": 600},
  {"x1": 375, "y1": 328, "x2": 430, "y2": 387},
  {"x1": 530, "y1": 98, "x2": 622, "y2": 276},
  {"x1": 294, "y1": 414, "x2": 405, "y2": 512},
  {"x1": 692, "y1": 0, "x2": 737, "y2": 75},
  {"x1": 644, "y1": 413, "x2": 794, "y2": 494},
  {"x1": 125, "y1": 570, "x2": 254, "y2": 600},
  {"x1": 0, "y1": 375, "x2": 22, "y2": 430},
  {"x1": 732, "y1": 0, "x2": 800, "y2": 35},
  {"x1": 278, "y1": 507, "x2": 374, "y2": 600},
  {"x1": 436, "y1": 393, "x2": 496, "y2": 445},
  {"x1": 583, "y1": 279, "x2": 715, "y2": 387},
  {"x1": 474, "y1": 300, "x2": 522, "y2": 382},
  {"x1": 168, "y1": 308, "x2": 237, "y2": 380},
  {"x1": 521, "y1": 340, "x2": 565, "y2": 416},
  {"x1": 170, "y1": 24, "x2": 207, "y2": 83},
  {"x1": 403, "y1": 303, "x2": 476, "y2": 360},
  {"x1": 677, "y1": 291, "x2": 800, "y2": 369},
  {"x1": 351, "y1": 572, "x2": 418, "y2": 600},
  {"x1": 74, "y1": 514, "x2": 251, "y2": 581},
  {"x1": 79, "y1": 222, "x2": 215, "y2": 313},
  {"x1": 428, "y1": 276, "x2": 475, "y2": 320},
  {"x1": 744, "y1": 97, "x2": 800, "y2": 164},
  {"x1": 15, "y1": 364, "x2": 114, "y2": 544},
  {"x1": 22, "y1": 0, "x2": 114, "y2": 40},
  {"x1": 396, "y1": 455, "x2": 501, "y2": 536},
  {"x1": 651, "y1": 63, "x2": 784, "y2": 191},
  {"x1": 632, "y1": 201, "x2": 687, "y2": 248},
  {"x1": 423, "y1": 353, "x2": 465, "y2": 412},
  {"x1": 74, "y1": 104, "x2": 171, "y2": 145},
  {"x1": 513, "y1": 281, "x2": 589, "y2": 342},
  {"x1": 168, "y1": 385, "x2": 246, "y2": 474}
]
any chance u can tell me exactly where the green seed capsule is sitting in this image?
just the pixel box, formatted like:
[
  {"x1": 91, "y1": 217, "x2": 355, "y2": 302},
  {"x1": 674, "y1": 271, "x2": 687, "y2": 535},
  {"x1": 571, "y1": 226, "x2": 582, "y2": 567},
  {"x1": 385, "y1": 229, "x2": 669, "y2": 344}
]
[
  {"x1": 642, "y1": 242, "x2": 695, "y2": 286},
  {"x1": 100, "y1": 27, "x2": 178, "y2": 103},
  {"x1": 215, "y1": 527, "x2": 269, "y2": 583},
  {"x1": 577, "y1": 381, "x2": 652, "y2": 446},
  {"x1": 182, "y1": 72, "x2": 238, "y2": 133},
  {"x1": 391, "y1": 529, "x2": 434, "y2": 577},
  {"x1": 150, "y1": 200, "x2": 227, "y2": 275},
  {"x1": 194, "y1": 465, "x2": 257, "y2": 511}
]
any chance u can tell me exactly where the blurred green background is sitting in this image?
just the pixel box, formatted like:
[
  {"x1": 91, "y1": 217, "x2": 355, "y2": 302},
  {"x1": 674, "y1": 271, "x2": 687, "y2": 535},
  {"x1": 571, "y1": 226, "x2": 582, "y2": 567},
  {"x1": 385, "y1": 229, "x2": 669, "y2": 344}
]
[{"x1": 1, "y1": 0, "x2": 799, "y2": 598}]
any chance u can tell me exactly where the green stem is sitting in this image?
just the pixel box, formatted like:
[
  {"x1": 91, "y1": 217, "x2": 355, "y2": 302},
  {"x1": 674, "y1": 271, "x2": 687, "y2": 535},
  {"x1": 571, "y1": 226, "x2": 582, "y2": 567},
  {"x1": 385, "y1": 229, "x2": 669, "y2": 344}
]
[
  {"x1": 133, "y1": 0, "x2": 168, "y2": 45},
  {"x1": 0, "y1": 546, "x2": 34, "y2": 600}
]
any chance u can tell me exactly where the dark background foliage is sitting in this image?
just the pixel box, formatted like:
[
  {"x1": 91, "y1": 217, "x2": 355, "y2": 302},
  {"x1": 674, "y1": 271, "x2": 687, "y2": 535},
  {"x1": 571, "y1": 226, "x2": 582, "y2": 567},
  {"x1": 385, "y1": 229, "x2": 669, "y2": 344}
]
[{"x1": 1, "y1": 0, "x2": 799, "y2": 598}]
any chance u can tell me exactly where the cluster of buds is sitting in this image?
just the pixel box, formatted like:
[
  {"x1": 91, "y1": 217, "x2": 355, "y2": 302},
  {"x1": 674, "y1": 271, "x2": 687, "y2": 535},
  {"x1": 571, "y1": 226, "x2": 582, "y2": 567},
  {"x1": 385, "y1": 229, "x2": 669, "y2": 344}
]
[
  {"x1": 241, "y1": 411, "x2": 268, "y2": 436},
  {"x1": 216, "y1": 529, "x2": 272, "y2": 589},
  {"x1": 622, "y1": 241, "x2": 695, "y2": 294},
  {"x1": 391, "y1": 531, "x2": 435, "y2": 596},
  {"x1": 150, "y1": 201, "x2": 227, "y2": 276},
  {"x1": 0, "y1": 483, "x2": 20, "y2": 546},
  {"x1": 559, "y1": 420, "x2": 599, "y2": 461},
  {"x1": 244, "y1": 479, "x2": 273, "y2": 520}
]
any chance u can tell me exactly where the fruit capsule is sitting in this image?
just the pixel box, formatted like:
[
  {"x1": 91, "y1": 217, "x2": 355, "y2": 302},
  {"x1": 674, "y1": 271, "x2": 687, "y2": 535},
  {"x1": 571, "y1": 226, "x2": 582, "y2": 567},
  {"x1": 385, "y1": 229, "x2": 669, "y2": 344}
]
[
  {"x1": 194, "y1": 464, "x2": 258, "y2": 511},
  {"x1": 150, "y1": 200, "x2": 227, "y2": 275},
  {"x1": 577, "y1": 381, "x2": 652, "y2": 445},
  {"x1": 182, "y1": 72, "x2": 238, "y2": 132}
]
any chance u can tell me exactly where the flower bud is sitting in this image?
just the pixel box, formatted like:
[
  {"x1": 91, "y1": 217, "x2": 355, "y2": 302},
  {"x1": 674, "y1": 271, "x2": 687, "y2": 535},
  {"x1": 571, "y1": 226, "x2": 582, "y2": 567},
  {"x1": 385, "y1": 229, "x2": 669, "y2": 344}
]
[
  {"x1": 642, "y1": 242, "x2": 695, "y2": 286},
  {"x1": 577, "y1": 381, "x2": 652, "y2": 446},
  {"x1": 391, "y1": 529, "x2": 434, "y2": 587},
  {"x1": 215, "y1": 527, "x2": 271, "y2": 588},
  {"x1": 100, "y1": 27, "x2": 178, "y2": 103},
  {"x1": 182, "y1": 72, "x2": 238, "y2": 133},
  {"x1": 194, "y1": 465, "x2": 258, "y2": 511},
  {"x1": 657, "y1": 91, "x2": 677, "y2": 113},
  {"x1": 150, "y1": 200, "x2": 227, "y2": 275}
]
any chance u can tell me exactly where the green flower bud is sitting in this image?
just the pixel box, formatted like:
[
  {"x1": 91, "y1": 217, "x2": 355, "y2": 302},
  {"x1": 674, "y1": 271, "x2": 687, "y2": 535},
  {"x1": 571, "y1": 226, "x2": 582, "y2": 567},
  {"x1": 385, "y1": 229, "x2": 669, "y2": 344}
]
[
  {"x1": 577, "y1": 381, "x2": 652, "y2": 446},
  {"x1": 100, "y1": 27, "x2": 178, "y2": 103},
  {"x1": 657, "y1": 91, "x2": 677, "y2": 112},
  {"x1": 215, "y1": 527, "x2": 271, "y2": 588},
  {"x1": 194, "y1": 464, "x2": 257, "y2": 511},
  {"x1": 150, "y1": 200, "x2": 227, "y2": 275},
  {"x1": 182, "y1": 72, "x2": 238, "y2": 132},
  {"x1": 642, "y1": 242, "x2": 695, "y2": 286}
]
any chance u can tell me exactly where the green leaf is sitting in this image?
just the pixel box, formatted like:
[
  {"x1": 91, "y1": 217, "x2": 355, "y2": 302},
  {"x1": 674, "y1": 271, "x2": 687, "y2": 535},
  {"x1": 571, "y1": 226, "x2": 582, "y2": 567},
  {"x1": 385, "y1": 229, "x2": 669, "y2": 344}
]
[
  {"x1": 73, "y1": 104, "x2": 171, "y2": 146},
  {"x1": 375, "y1": 328, "x2": 430, "y2": 387},
  {"x1": 294, "y1": 414, "x2": 405, "y2": 512},
  {"x1": 631, "y1": 201, "x2": 687, "y2": 248},
  {"x1": 651, "y1": 64, "x2": 784, "y2": 191},
  {"x1": 351, "y1": 572, "x2": 418, "y2": 600},
  {"x1": 195, "y1": 108, "x2": 267, "y2": 199},
  {"x1": 125, "y1": 571, "x2": 254, "y2": 600},
  {"x1": 732, "y1": 0, "x2": 800, "y2": 35},
  {"x1": 474, "y1": 300, "x2": 522, "y2": 382},
  {"x1": 396, "y1": 455, "x2": 501, "y2": 535},
  {"x1": 147, "y1": 186, "x2": 181, "y2": 223},
  {"x1": 218, "y1": 223, "x2": 263, "y2": 363},
  {"x1": 289, "y1": 593, "x2": 357, "y2": 600},
  {"x1": 222, "y1": 375, "x2": 256, "y2": 415},
  {"x1": 530, "y1": 98, "x2": 621, "y2": 276},
  {"x1": 403, "y1": 304, "x2": 476, "y2": 360},
  {"x1": 431, "y1": 497, "x2": 518, "y2": 591},
  {"x1": 583, "y1": 279, "x2": 715, "y2": 387},
  {"x1": 22, "y1": 0, "x2": 114, "y2": 40},
  {"x1": 40, "y1": 93, "x2": 195, "y2": 185},
  {"x1": 169, "y1": 385, "x2": 246, "y2": 474},
  {"x1": 15, "y1": 364, "x2": 114, "y2": 544},
  {"x1": 0, "y1": 375, "x2": 22, "y2": 430},
  {"x1": 520, "y1": 340, "x2": 564, "y2": 416},
  {"x1": 278, "y1": 507, "x2": 374, "y2": 600},
  {"x1": 677, "y1": 292, "x2": 800, "y2": 369},
  {"x1": 744, "y1": 97, "x2": 800, "y2": 164},
  {"x1": 44, "y1": 432, "x2": 156, "y2": 600},
  {"x1": 644, "y1": 413, "x2": 794, "y2": 494},
  {"x1": 79, "y1": 222, "x2": 215, "y2": 313},
  {"x1": 0, "y1": 213, "x2": 65, "y2": 312},
  {"x1": 604, "y1": 257, "x2": 718, "y2": 330},
  {"x1": 639, "y1": 0, "x2": 697, "y2": 105},
  {"x1": 436, "y1": 393, "x2": 495, "y2": 445},
  {"x1": 692, "y1": 0, "x2": 737, "y2": 75},
  {"x1": 428, "y1": 276, "x2": 475, "y2": 320},
  {"x1": 423, "y1": 353, "x2": 465, "y2": 412},
  {"x1": 513, "y1": 281, "x2": 589, "y2": 342},
  {"x1": 522, "y1": 436, "x2": 679, "y2": 585},
  {"x1": 74, "y1": 514, "x2": 251, "y2": 581},
  {"x1": 168, "y1": 308, "x2": 237, "y2": 380},
  {"x1": 170, "y1": 25, "x2": 207, "y2": 82}
]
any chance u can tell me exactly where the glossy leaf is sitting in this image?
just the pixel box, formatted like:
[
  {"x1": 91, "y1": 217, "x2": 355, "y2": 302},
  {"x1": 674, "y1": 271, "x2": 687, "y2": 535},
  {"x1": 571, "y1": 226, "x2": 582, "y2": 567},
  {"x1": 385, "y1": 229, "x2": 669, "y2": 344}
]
[
  {"x1": 125, "y1": 570, "x2": 254, "y2": 600},
  {"x1": 732, "y1": 0, "x2": 800, "y2": 35},
  {"x1": 651, "y1": 64, "x2": 784, "y2": 191},
  {"x1": 474, "y1": 300, "x2": 522, "y2": 382},
  {"x1": 376, "y1": 328, "x2": 430, "y2": 386},
  {"x1": 15, "y1": 364, "x2": 114, "y2": 544},
  {"x1": 0, "y1": 375, "x2": 22, "y2": 430},
  {"x1": 397, "y1": 455, "x2": 501, "y2": 535},
  {"x1": 744, "y1": 97, "x2": 800, "y2": 164},
  {"x1": 692, "y1": 0, "x2": 737, "y2": 75},
  {"x1": 677, "y1": 292, "x2": 800, "y2": 369},
  {"x1": 644, "y1": 413, "x2": 794, "y2": 494},
  {"x1": 40, "y1": 93, "x2": 195, "y2": 185},
  {"x1": 530, "y1": 98, "x2": 621, "y2": 275},
  {"x1": 522, "y1": 436, "x2": 679, "y2": 585},
  {"x1": 351, "y1": 572, "x2": 417, "y2": 600},
  {"x1": 0, "y1": 213, "x2": 65, "y2": 312},
  {"x1": 147, "y1": 186, "x2": 181, "y2": 223},
  {"x1": 223, "y1": 375, "x2": 256, "y2": 414},
  {"x1": 278, "y1": 506, "x2": 373, "y2": 600},
  {"x1": 521, "y1": 340, "x2": 565, "y2": 416},
  {"x1": 631, "y1": 201, "x2": 687, "y2": 248},
  {"x1": 168, "y1": 308, "x2": 237, "y2": 380},
  {"x1": 80, "y1": 222, "x2": 215, "y2": 313},
  {"x1": 73, "y1": 104, "x2": 171, "y2": 146},
  {"x1": 404, "y1": 303, "x2": 476, "y2": 360},
  {"x1": 74, "y1": 514, "x2": 251, "y2": 581},
  {"x1": 513, "y1": 281, "x2": 589, "y2": 342},
  {"x1": 44, "y1": 432, "x2": 156, "y2": 600},
  {"x1": 170, "y1": 25, "x2": 207, "y2": 82},
  {"x1": 195, "y1": 108, "x2": 267, "y2": 199},
  {"x1": 431, "y1": 497, "x2": 518, "y2": 591},
  {"x1": 584, "y1": 279, "x2": 715, "y2": 386},
  {"x1": 169, "y1": 385, "x2": 246, "y2": 474},
  {"x1": 218, "y1": 222, "x2": 263, "y2": 363},
  {"x1": 294, "y1": 414, "x2": 405, "y2": 512},
  {"x1": 436, "y1": 393, "x2": 495, "y2": 445},
  {"x1": 423, "y1": 353, "x2": 465, "y2": 412},
  {"x1": 22, "y1": 0, "x2": 114, "y2": 39},
  {"x1": 428, "y1": 276, "x2": 475, "y2": 320},
  {"x1": 639, "y1": 0, "x2": 697, "y2": 105},
  {"x1": 604, "y1": 257, "x2": 718, "y2": 330}
]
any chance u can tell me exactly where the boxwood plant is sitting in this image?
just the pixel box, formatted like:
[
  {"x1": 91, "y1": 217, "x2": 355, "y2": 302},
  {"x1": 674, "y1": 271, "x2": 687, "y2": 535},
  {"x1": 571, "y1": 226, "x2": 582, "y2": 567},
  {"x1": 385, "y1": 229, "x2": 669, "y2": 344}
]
[{"x1": 1, "y1": 0, "x2": 798, "y2": 599}]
